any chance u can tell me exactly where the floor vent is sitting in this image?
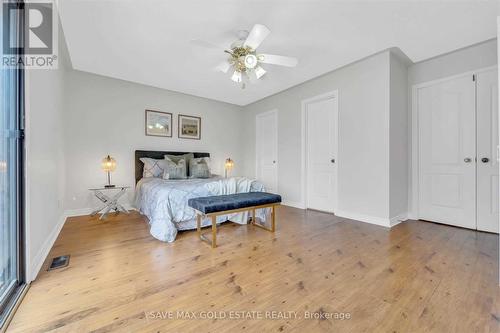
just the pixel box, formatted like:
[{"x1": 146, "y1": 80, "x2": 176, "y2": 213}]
[{"x1": 48, "y1": 255, "x2": 70, "y2": 271}]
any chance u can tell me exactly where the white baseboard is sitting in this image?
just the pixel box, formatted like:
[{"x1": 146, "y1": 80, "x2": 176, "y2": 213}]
[
  {"x1": 278, "y1": 204, "x2": 409, "y2": 228},
  {"x1": 281, "y1": 201, "x2": 305, "y2": 209},
  {"x1": 407, "y1": 212, "x2": 418, "y2": 220},
  {"x1": 28, "y1": 213, "x2": 67, "y2": 282},
  {"x1": 389, "y1": 213, "x2": 408, "y2": 227},
  {"x1": 335, "y1": 210, "x2": 409, "y2": 228},
  {"x1": 335, "y1": 210, "x2": 392, "y2": 227}
]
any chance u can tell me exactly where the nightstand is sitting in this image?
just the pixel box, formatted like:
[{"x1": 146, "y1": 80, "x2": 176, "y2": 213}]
[{"x1": 89, "y1": 186, "x2": 130, "y2": 220}]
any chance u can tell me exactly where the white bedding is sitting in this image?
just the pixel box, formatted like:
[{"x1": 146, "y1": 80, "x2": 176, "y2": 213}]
[{"x1": 134, "y1": 176, "x2": 267, "y2": 242}]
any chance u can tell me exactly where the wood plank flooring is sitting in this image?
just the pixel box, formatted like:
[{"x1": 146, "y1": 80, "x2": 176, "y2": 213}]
[{"x1": 7, "y1": 206, "x2": 500, "y2": 332}]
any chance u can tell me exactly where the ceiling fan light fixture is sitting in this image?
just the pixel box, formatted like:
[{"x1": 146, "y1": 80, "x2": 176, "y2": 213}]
[
  {"x1": 231, "y1": 70, "x2": 242, "y2": 83},
  {"x1": 254, "y1": 66, "x2": 266, "y2": 79},
  {"x1": 244, "y1": 54, "x2": 257, "y2": 69},
  {"x1": 194, "y1": 23, "x2": 298, "y2": 87}
]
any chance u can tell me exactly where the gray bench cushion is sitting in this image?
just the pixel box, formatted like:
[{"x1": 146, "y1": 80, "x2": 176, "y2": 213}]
[{"x1": 188, "y1": 192, "x2": 281, "y2": 214}]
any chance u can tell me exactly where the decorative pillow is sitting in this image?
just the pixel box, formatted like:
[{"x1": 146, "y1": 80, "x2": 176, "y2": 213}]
[
  {"x1": 140, "y1": 157, "x2": 168, "y2": 178},
  {"x1": 164, "y1": 153, "x2": 194, "y2": 165},
  {"x1": 163, "y1": 158, "x2": 187, "y2": 179},
  {"x1": 164, "y1": 153, "x2": 194, "y2": 176},
  {"x1": 189, "y1": 157, "x2": 211, "y2": 178}
]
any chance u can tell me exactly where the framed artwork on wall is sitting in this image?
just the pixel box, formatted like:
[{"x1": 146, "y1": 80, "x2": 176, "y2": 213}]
[
  {"x1": 178, "y1": 114, "x2": 201, "y2": 140},
  {"x1": 145, "y1": 109, "x2": 172, "y2": 137}
]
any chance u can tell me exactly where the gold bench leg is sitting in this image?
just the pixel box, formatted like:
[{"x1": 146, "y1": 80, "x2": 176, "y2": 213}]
[
  {"x1": 211, "y1": 215, "x2": 217, "y2": 248},
  {"x1": 271, "y1": 205, "x2": 276, "y2": 232},
  {"x1": 197, "y1": 214, "x2": 218, "y2": 248},
  {"x1": 196, "y1": 214, "x2": 201, "y2": 236},
  {"x1": 252, "y1": 205, "x2": 277, "y2": 232}
]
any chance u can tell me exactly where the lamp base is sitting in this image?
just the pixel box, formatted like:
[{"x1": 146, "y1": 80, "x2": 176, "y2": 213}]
[{"x1": 104, "y1": 184, "x2": 116, "y2": 188}]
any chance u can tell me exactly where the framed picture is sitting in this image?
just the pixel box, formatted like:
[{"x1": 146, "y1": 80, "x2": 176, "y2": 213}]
[
  {"x1": 178, "y1": 114, "x2": 201, "y2": 140},
  {"x1": 145, "y1": 110, "x2": 172, "y2": 137}
]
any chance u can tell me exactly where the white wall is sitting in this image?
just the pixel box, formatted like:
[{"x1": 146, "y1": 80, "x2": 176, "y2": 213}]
[
  {"x1": 409, "y1": 39, "x2": 497, "y2": 85},
  {"x1": 408, "y1": 38, "x2": 498, "y2": 217},
  {"x1": 63, "y1": 71, "x2": 244, "y2": 213},
  {"x1": 25, "y1": 24, "x2": 69, "y2": 281},
  {"x1": 497, "y1": 19, "x2": 500, "y2": 286},
  {"x1": 242, "y1": 51, "x2": 395, "y2": 224},
  {"x1": 389, "y1": 52, "x2": 409, "y2": 220}
]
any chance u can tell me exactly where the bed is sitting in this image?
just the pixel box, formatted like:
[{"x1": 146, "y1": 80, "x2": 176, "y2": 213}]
[{"x1": 133, "y1": 150, "x2": 267, "y2": 242}]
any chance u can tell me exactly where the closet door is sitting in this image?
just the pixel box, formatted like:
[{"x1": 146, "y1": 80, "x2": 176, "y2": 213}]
[
  {"x1": 476, "y1": 69, "x2": 499, "y2": 233},
  {"x1": 256, "y1": 110, "x2": 278, "y2": 193},
  {"x1": 305, "y1": 95, "x2": 338, "y2": 213},
  {"x1": 418, "y1": 75, "x2": 476, "y2": 229}
]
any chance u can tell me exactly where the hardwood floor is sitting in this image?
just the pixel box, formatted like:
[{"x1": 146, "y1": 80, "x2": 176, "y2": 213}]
[{"x1": 7, "y1": 206, "x2": 500, "y2": 332}]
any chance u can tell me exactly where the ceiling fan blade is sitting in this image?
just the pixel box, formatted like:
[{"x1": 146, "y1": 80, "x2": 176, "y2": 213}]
[
  {"x1": 190, "y1": 39, "x2": 225, "y2": 50},
  {"x1": 243, "y1": 24, "x2": 270, "y2": 50},
  {"x1": 258, "y1": 54, "x2": 298, "y2": 67},
  {"x1": 215, "y1": 61, "x2": 231, "y2": 73}
]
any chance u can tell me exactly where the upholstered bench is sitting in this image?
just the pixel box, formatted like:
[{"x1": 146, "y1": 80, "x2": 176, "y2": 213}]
[{"x1": 188, "y1": 192, "x2": 282, "y2": 248}]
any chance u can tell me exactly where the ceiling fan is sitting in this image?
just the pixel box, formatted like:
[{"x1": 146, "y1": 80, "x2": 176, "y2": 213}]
[{"x1": 191, "y1": 24, "x2": 298, "y2": 89}]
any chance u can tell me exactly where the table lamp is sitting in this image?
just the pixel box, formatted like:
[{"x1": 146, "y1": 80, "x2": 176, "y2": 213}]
[
  {"x1": 102, "y1": 155, "x2": 116, "y2": 188},
  {"x1": 224, "y1": 158, "x2": 234, "y2": 178}
]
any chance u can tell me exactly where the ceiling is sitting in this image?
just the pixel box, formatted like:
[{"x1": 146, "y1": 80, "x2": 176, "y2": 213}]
[{"x1": 58, "y1": 0, "x2": 498, "y2": 106}]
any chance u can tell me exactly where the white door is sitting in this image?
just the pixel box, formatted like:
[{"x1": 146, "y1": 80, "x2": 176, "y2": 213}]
[
  {"x1": 418, "y1": 75, "x2": 476, "y2": 229},
  {"x1": 305, "y1": 95, "x2": 338, "y2": 212},
  {"x1": 476, "y1": 69, "x2": 499, "y2": 233},
  {"x1": 256, "y1": 110, "x2": 278, "y2": 193}
]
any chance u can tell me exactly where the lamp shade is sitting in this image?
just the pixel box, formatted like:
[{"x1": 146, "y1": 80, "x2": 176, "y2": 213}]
[
  {"x1": 225, "y1": 158, "x2": 234, "y2": 170},
  {"x1": 101, "y1": 155, "x2": 116, "y2": 172}
]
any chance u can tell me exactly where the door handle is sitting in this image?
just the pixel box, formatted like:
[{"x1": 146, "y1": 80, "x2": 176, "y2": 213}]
[
  {"x1": 481, "y1": 157, "x2": 489, "y2": 163},
  {"x1": 464, "y1": 157, "x2": 472, "y2": 163},
  {"x1": 331, "y1": 158, "x2": 335, "y2": 163}
]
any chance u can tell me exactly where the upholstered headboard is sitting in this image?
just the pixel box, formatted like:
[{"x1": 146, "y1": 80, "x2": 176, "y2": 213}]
[{"x1": 135, "y1": 150, "x2": 210, "y2": 184}]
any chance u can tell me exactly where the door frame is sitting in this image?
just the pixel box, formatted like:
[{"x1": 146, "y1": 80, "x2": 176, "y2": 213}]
[
  {"x1": 409, "y1": 65, "x2": 498, "y2": 221},
  {"x1": 255, "y1": 109, "x2": 279, "y2": 193},
  {"x1": 300, "y1": 90, "x2": 339, "y2": 211}
]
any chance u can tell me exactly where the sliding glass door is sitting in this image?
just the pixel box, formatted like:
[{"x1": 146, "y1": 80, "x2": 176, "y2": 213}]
[{"x1": 0, "y1": 0, "x2": 25, "y2": 326}]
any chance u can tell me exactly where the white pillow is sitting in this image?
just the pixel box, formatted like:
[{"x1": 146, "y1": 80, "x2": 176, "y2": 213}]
[{"x1": 140, "y1": 157, "x2": 167, "y2": 178}]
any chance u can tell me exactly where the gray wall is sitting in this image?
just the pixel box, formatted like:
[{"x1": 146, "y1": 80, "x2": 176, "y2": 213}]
[
  {"x1": 389, "y1": 52, "x2": 409, "y2": 219},
  {"x1": 26, "y1": 24, "x2": 69, "y2": 280},
  {"x1": 63, "y1": 71, "x2": 244, "y2": 212},
  {"x1": 243, "y1": 51, "x2": 393, "y2": 221},
  {"x1": 409, "y1": 39, "x2": 497, "y2": 86},
  {"x1": 242, "y1": 40, "x2": 497, "y2": 224}
]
